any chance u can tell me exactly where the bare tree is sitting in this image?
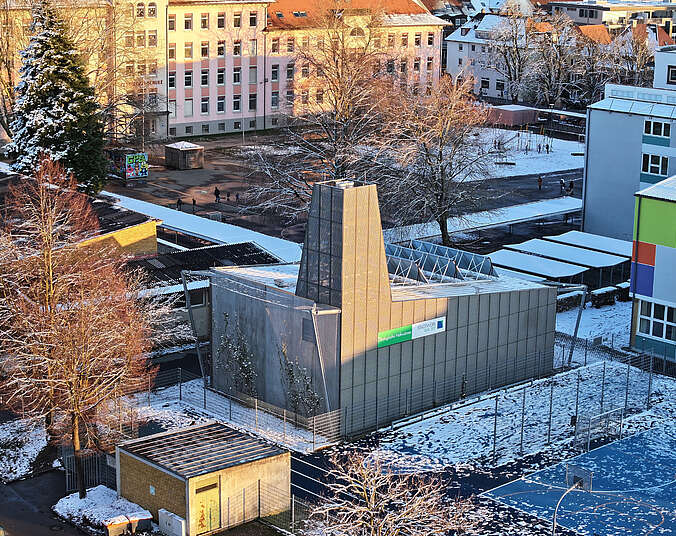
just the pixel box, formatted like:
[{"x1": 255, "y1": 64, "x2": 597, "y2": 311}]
[
  {"x1": 375, "y1": 76, "x2": 493, "y2": 246},
  {"x1": 307, "y1": 452, "x2": 475, "y2": 536},
  {"x1": 0, "y1": 0, "x2": 30, "y2": 138},
  {"x1": 487, "y1": 5, "x2": 534, "y2": 103},
  {"x1": 0, "y1": 0, "x2": 161, "y2": 143},
  {"x1": 246, "y1": 1, "x2": 394, "y2": 219},
  {"x1": 0, "y1": 159, "x2": 181, "y2": 498},
  {"x1": 612, "y1": 25, "x2": 655, "y2": 87},
  {"x1": 569, "y1": 30, "x2": 614, "y2": 107},
  {"x1": 526, "y1": 14, "x2": 577, "y2": 107}
]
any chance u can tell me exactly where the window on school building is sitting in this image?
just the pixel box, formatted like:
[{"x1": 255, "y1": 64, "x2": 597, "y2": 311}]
[
  {"x1": 201, "y1": 13, "x2": 209, "y2": 29},
  {"x1": 249, "y1": 93, "x2": 257, "y2": 111},
  {"x1": 201, "y1": 41, "x2": 209, "y2": 57},
  {"x1": 201, "y1": 69, "x2": 209, "y2": 86},
  {"x1": 428, "y1": 32, "x2": 434, "y2": 45},
  {"x1": 201, "y1": 96, "x2": 209, "y2": 114},
  {"x1": 272, "y1": 38, "x2": 279, "y2": 53},
  {"x1": 250, "y1": 11, "x2": 257, "y2": 26},
  {"x1": 184, "y1": 70, "x2": 193, "y2": 87},
  {"x1": 218, "y1": 13, "x2": 225, "y2": 28},
  {"x1": 184, "y1": 42, "x2": 193, "y2": 58},
  {"x1": 414, "y1": 33, "x2": 421, "y2": 46},
  {"x1": 184, "y1": 98, "x2": 193, "y2": 117},
  {"x1": 168, "y1": 14, "x2": 175, "y2": 30},
  {"x1": 233, "y1": 66, "x2": 241, "y2": 84},
  {"x1": 642, "y1": 153, "x2": 669, "y2": 176},
  {"x1": 233, "y1": 94, "x2": 241, "y2": 111},
  {"x1": 217, "y1": 68, "x2": 225, "y2": 85},
  {"x1": 637, "y1": 300, "x2": 676, "y2": 342},
  {"x1": 271, "y1": 91, "x2": 279, "y2": 108},
  {"x1": 234, "y1": 12, "x2": 241, "y2": 27},
  {"x1": 184, "y1": 13, "x2": 192, "y2": 30},
  {"x1": 271, "y1": 64, "x2": 279, "y2": 81},
  {"x1": 168, "y1": 43, "x2": 176, "y2": 59},
  {"x1": 644, "y1": 120, "x2": 671, "y2": 138},
  {"x1": 249, "y1": 66, "x2": 257, "y2": 84},
  {"x1": 233, "y1": 40, "x2": 241, "y2": 56}
]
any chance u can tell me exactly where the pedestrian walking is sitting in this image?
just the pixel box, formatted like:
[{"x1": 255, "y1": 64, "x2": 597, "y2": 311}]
[
  {"x1": 560, "y1": 178, "x2": 565, "y2": 194},
  {"x1": 235, "y1": 192, "x2": 240, "y2": 203},
  {"x1": 568, "y1": 180, "x2": 574, "y2": 194},
  {"x1": 537, "y1": 176, "x2": 543, "y2": 191},
  {"x1": 214, "y1": 187, "x2": 221, "y2": 203},
  {"x1": 192, "y1": 198, "x2": 196, "y2": 213},
  {"x1": 227, "y1": 191, "x2": 231, "y2": 201},
  {"x1": 545, "y1": 143, "x2": 550, "y2": 154},
  {"x1": 177, "y1": 198, "x2": 182, "y2": 211}
]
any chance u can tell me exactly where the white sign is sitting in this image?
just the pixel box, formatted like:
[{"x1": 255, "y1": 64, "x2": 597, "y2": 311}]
[{"x1": 411, "y1": 316, "x2": 446, "y2": 340}]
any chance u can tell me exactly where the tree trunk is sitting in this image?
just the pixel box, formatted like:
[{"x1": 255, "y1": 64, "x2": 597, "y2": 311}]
[
  {"x1": 437, "y1": 214, "x2": 451, "y2": 247},
  {"x1": 72, "y1": 412, "x2": 87, "y2": 499}
]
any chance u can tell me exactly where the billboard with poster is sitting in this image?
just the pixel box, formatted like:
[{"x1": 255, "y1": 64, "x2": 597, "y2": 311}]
[{"x1": 125, "y1": 153, "x2": 149, "y2": 180}]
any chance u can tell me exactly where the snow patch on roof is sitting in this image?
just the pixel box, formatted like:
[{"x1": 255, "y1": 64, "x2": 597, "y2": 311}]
[{"x1": 165, "y1": 141, "x2": 202, "y2": 150}]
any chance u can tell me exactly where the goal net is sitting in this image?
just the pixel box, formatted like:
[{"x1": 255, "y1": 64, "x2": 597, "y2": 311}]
[
  {"x1": 573, "y1": 407, "x2": 624, "y2": 451},
  {"x1": 566, "y1": 464, "x2": 593, "y2": 491}
]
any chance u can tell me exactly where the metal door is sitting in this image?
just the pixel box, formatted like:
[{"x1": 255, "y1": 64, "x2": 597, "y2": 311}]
[{"x1": 195, "y1": 478, "x2": 221, "y2": 534}]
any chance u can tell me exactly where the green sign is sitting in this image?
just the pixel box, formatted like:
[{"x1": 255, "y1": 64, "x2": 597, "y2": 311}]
[
  {"x1": 377, "y1": 324, "x2": 413, "y2": 348},
  {"x1": 377, "y1": 316, "x2": 446, "y2": 349}
]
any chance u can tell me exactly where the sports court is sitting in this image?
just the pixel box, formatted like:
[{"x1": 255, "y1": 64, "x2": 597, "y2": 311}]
[{"x1": 484, "y1": 422, "x2": 676, "y2": 535}]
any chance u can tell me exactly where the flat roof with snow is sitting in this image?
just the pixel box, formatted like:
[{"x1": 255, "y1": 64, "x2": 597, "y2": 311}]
[
  {"x1": 636, "y1": 175, "x2": 676, "y2": 202},
  {"x1": 103, "y1": 193, "x2": 302, "y2": 263},
  {"x1": 543, "y1": 230, "x2": 632, "y2": 258},
  {"x1": 505, "y1": 239, "x2": 628, "y2": 269},
  {"x1": 489, "y1": 249, "x2": 586, "y2": 279}
]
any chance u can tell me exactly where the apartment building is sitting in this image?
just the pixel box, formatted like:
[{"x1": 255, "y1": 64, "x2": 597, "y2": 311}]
[
  {"x1": 583, "y1": 49, "x2": 676, "y2": 240},
  {"x1": 2, "y1": 0, "x2": 447, "y2": 141},
  {"x1": 445, "y1": 14, "x2": 507, "y2": 99},
  {"x1": 547, "y1": 0, "x2": 676, "y2": 36}
]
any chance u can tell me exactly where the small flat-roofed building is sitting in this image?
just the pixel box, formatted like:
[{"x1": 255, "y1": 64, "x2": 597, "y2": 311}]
[{"x1": 116, "y1": 422, "x2": 290, "y2": 536}]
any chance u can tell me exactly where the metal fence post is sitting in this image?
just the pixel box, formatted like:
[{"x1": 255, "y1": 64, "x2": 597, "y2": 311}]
[
  {"x1": 229, "y1": 396, "x2": 232, "y2": 421},
  {"x1": 178, "y1": 368, "x2": 182, "y2": 401},
  {"x1": 575, "y1": 371, "x2": 580, "y2": 422},
  {"x1": 255, "y1": 399, "x2": 258, "y2": 431},
  {"x1": 203, "y1": 384, "x2": 207, "y2": 410},
  {"x1": 258, "y1": 479, "x2": 261, "y2": 519},
  {"x1": 519, "y1": 387, "x2": 526, "y2": 455},
  {"x1": 547, "y1": 381, "x2": 554, "y2": 445},
  {"x1": 492, "y1": 396, "x2": 498, "y2": 462},
  {"x1": 600, "y1": 361, "x2": 606, "y2": 413},
  {"x1": 624, "y1": 359, "x2": 631, "y2": 411},
  {"x1": 291, "y1": 495, "x2": 295, "y2": 533},
  {"x1": 283, "y1": 409, "x2": 287, "y2": 441},
  {"x1": 243, "y1": 488, "x2": 246, "y2": 522},
  {"x1": 647, "y1": 355, "x2": 654, "y2": 409},
  {"x1": 147, "y1": 376, "x2": 151, "y2": 406},
  {"x1": 312, "y1": 416, "x2": 316, "y2": 450},
  {"x1": 584, "y1": 338, "x2": 588, "y2": 366}
]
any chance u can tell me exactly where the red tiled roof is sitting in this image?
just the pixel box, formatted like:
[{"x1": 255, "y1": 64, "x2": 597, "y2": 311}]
[
  {"x1": 267, "y1": 0, "x2": 430, "y2": 29},
  {"x1": 632, "y1": 23, "x2": 674, "y2": 46},
  {"x1": 577, "y1": 24, "x2": 612, "y2": 44}
]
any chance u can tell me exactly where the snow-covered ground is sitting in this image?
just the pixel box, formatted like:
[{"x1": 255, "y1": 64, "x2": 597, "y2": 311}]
[
  {"x1": 0, "y1": 161, "x2": 11, "y2": 173},
  {"x1": 53, "y1": 485, "x2": 155, "y2": 533},
  {"x1": 0, "y1": 418, "x2": 47, "y2": 483},
  {"x1": 129, "y1": 378, "x2": 334, "y2": 452},
  {"x1": 556, "y1": 300, "x2": 632, "y2": 348},
  {"x1": 373, "y1": 359, "x2": 676, "y2": 473},
  {"x1": 481, "y1": 129, "x2": 584, "y2": 179}
]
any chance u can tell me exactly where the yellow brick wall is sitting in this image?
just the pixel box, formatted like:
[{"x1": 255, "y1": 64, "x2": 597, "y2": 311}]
[
  {"x1": 187, "y1": 452, "x2": 290, "y2": 536},
  {"x1": 119, "y1": 451, "x2": 186, "y2": 520}
]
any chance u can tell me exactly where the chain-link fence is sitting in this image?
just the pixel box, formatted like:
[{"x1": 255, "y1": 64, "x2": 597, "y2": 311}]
[
  {"x1": 385, "y1": 347, "x2": 662, "y2": 467},
  {"x1": 121, "y1": 368, "x2": 342, "y2": 452}
]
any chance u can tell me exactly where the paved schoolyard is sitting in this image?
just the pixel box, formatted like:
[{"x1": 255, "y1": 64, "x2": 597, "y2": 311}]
[{"x1": 484, "y1": 423, "x2": 676, "y2": 535}]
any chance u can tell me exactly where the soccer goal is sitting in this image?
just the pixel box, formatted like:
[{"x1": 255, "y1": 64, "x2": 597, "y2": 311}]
[
  {"x1": 573, "y1": 407, "x2": 624, "y2": 452},
  {"x1": 565, "y1": 463, "x2": 593, "y2": 492}
]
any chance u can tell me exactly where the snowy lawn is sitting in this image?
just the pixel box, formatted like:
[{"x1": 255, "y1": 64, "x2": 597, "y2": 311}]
[
  {"x1": 0, "y1": 418, "x2": 47, "y2": 483},
  {"x1": 556, "y1": 300, "x2": 631, "y2": 348},
  {"x1": 53, "y1": 485, "x2": 157, "y2": 534},
  {"x1": 127, "y1": 378, "x2": 334, "y2": 453},
  {"x1": 480, "y1": 128, "x2": 585, "y2": 179},
  {"x1": 373, "y1": 359, "x2": 676, "y2": 473}
]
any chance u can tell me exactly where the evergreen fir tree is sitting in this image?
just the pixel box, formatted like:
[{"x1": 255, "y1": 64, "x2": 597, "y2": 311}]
[{"x1": 8, "y1": 0, "x2": 108, "y2": 193}]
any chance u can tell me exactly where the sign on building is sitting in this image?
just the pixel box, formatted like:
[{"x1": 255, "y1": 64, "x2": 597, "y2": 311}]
[{"x1": 377, "y1": 316, "x2": 446, "y2": 348}]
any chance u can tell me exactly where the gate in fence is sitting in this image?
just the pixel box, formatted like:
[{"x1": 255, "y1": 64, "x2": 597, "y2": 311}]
[{"x1": 60, "y1": 447, "x2": 117, "y2": 494}]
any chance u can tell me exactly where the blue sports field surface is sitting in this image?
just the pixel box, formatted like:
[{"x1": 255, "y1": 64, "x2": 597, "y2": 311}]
[{"x1": 484, "y1": 423, "x2": 676, "y2": 535}]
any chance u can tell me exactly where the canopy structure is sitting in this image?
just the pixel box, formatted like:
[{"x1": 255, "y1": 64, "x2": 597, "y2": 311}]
[
  {"x1": 543, "y1": 230, "x2": 632, "y2": 259},
  {"x1": 506, "y1": 239, "x2": 627, "y2": 269},
  {"x1": 488, "y1": 249, "x2": 586, "y2": 280}
]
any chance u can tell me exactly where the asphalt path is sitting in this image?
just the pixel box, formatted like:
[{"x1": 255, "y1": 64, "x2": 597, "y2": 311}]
[{"x1": 0, "y1": 470, "x2": 81, "y2": 536}]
